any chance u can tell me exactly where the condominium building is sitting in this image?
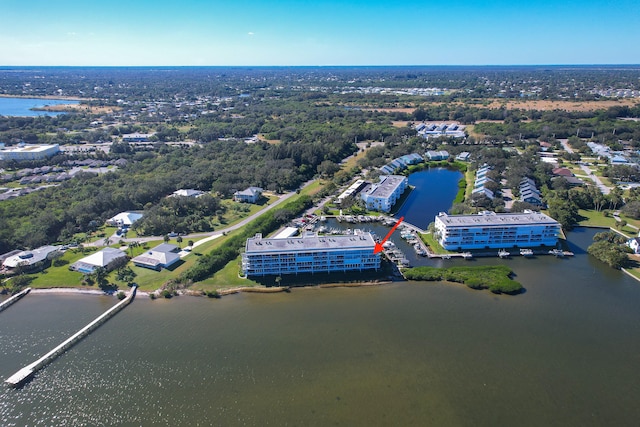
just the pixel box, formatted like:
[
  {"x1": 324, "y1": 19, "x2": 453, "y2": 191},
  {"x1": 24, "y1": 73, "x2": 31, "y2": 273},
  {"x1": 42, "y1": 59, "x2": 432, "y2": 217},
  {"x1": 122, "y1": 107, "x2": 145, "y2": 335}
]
[
  {"x1": 0, "y1": 144, "x2": 60, "y2": 161},
  {"x1": 434, "y1": 211, "x2": 560, "y2": 250},
  {"x1": 360, "y1": 175, "x2": 408, "y2": 212},
  {"x1": 242, "y1": 231, "x2": 380, "y2": 277}
]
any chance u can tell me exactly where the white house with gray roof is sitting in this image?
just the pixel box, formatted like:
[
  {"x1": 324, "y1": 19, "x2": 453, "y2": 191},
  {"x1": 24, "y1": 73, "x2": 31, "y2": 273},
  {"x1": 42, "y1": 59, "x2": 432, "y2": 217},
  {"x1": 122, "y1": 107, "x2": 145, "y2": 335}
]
[{"x1": 234, "y1": 187, "x2": 263, "y2": 203}]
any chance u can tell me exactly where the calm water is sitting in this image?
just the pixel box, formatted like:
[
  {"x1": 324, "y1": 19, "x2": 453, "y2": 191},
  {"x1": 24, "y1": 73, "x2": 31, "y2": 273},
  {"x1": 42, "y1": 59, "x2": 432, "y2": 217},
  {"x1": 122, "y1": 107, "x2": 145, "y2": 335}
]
[
  {"x1": 0, "y1": 97, "x2": 79, "y2": 117},
  {"x1": 1, "y1": 169, "x2": 640, "y2": 425},
  {"x1": 1, "y1": 231, "x2": 640, "y2": 426},
  {"x1": 395, "y1": 168, "x2": 462, "y2": 229}
]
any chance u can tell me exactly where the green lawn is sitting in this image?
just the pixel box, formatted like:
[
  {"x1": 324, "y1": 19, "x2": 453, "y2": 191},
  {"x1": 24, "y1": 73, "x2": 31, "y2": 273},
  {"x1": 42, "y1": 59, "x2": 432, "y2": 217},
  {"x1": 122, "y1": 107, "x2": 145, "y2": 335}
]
[
  {"x1": 419, "y1": 232, "x2": 452, "y2": 255},
  {"x1": 194, "y1": 255, "x2": 261, "y2": 291},
  {"x1": 577, "y1": 209, "x2": 636, "y2": 238},
  {"x1": 29, "y1": 247, "x2": 100, "y2": 288},
  {"x1": 24, "y1": 182, "x2": 327, "y2": 293}
]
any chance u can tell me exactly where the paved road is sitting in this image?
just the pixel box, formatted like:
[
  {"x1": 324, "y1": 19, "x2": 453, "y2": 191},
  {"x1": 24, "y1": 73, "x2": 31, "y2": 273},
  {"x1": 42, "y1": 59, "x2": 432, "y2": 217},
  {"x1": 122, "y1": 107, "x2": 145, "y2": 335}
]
[
  {"x1": 559, "y1": 139, "x2": 611, "y2": 195},
  {"x1": 89, "y1": 180, "x2": 316, "y2": 248}
]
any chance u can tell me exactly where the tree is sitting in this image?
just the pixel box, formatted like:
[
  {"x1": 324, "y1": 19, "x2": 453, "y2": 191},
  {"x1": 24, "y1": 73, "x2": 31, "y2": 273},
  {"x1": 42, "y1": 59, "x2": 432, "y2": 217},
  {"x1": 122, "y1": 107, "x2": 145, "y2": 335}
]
[
  {"x1": 588, "y1": 240, "x2": 630, "y2": 269},
  {"x1": 608, "y1": 186, "x2": 624, "y2": 210},
  {"x1": 116, "y1": 266, "x2": 137, "y2": 287},
  {"x1": 176, "y1": 235, "x2": 183, "y2": 248},
  {"x1": 92, "y1": 267, "x2": 109, "y2": 288},
  {"x1": 164, "y1": 234, "x2": 170, "y2": 244},
  {"x1": 187, "y1": 240, "x2": 194, "y2": 248}
]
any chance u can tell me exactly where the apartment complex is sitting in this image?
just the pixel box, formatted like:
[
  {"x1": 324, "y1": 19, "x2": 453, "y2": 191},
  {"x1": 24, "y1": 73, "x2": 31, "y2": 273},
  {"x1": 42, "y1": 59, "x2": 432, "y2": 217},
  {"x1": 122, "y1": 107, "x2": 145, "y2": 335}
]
[
  {"x1": 360, "y1": 175, "x2": 408, "y2": 212},
  {"x1": 0, "y1": 144, "x2": 60, "y2": 161},
  {"x1": 242, "y1": 231, "x2": 380, "y2": 277},
  {"x1": 434, "y1": 211, "x2": 560, "y2": 250}
]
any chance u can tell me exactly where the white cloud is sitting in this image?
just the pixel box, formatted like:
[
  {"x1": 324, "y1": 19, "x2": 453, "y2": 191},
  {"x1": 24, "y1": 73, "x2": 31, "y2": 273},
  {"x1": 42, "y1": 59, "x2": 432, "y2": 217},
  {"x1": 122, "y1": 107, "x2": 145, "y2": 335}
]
[{"x1": 247, "y1": 32, "x2": 255, "y2": 36}]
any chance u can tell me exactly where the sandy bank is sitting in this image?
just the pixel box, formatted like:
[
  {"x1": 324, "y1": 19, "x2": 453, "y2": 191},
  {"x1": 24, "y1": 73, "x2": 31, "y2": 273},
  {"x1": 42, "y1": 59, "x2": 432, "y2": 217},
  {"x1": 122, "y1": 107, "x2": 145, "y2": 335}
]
[{"x1": 30, "y1": 287, "x2": 148, "y2": 297}]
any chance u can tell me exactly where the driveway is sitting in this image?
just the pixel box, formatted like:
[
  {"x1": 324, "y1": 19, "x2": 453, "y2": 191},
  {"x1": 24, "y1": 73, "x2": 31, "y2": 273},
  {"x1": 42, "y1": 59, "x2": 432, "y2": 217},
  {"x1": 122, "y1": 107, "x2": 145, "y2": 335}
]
[{"x1": 559, "y1": 139, "x2": 611, "y2": 195}]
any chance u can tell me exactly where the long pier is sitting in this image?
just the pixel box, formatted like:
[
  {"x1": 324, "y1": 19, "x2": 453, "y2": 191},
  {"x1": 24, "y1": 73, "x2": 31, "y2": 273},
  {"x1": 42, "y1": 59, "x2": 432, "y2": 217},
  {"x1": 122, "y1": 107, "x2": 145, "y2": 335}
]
[
  {"x1": 0, "y1": 287, "x2": 31, "y2": 313},
  {"x1": 5, "y1": 285, "x2": 137, "y2": 388}
]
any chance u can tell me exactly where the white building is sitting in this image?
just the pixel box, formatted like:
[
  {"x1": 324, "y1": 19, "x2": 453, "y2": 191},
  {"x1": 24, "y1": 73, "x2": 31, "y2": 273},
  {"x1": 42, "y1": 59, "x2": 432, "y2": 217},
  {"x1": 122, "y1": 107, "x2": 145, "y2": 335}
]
[
  {"x1": 69, "y1": 247, "x2": 127, "y2": 274},
  {"x1": 425, "y1": 150, "x2": 449, "y2": 161},
  {"x1": 106, "y1": 212, "x2": 144, "y2": 227},
  {"x1": 2, "y1": 246, "x2": 61, "y2": 270},
  {"x1": 336, "y1": 179, "x2": 367, "y2": 204},
  {"x1": 132, "y1": 243, "x2": 181, "y2": 271},
  {"x1": 0, "y1": 144, "x2": 60, "y2": 161},
  {"x1": 434, "y1": 211, "x2": 560, "y2": 251},
  {"x1": 171, "y1": 189, "x2": 205, "y2": 198},
  {"x1": 234, "y1": 187, "x2": 263, "y2": 203},
  {"x1": 242, "y1": 231, "x2": 380, "y2": 277},
  {"x1": 360, "y1": 175, "x2": 408, "y2": 213}
]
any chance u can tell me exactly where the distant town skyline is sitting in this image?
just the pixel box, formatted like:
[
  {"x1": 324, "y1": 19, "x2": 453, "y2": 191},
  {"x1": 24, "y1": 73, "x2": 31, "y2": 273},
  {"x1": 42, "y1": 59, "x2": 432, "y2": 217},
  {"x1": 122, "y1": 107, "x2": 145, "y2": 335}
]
[{"x1": 2, "y1": 0, "x2": 639, "y2": 66}]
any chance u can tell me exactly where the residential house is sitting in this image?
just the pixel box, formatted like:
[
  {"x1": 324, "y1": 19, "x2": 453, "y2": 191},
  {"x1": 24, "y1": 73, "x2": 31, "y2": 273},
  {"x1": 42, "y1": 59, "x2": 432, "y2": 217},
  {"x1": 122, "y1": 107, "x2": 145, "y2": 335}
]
[
  {"x1": 234, "y1": 187, "x2": 263, "y2": 203},
  {"x1": 132, "y1": 243, "x2": 181, "y2": 271},
  {"x1": 106, "y1": 211, "x2": 144, "y2": 227},
  {"x1": 69, "y1": 247, "x2": 127, "y2": 274}
]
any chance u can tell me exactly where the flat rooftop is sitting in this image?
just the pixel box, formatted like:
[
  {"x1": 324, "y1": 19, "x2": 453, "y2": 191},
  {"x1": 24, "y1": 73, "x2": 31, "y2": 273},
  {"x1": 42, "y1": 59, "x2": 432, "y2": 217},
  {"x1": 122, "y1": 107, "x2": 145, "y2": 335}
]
[
  {"x1": 437, "y1": 211, "x2": 559, "y2": 227},
  {"x1": 0, "y1": 144, "x2": 58, "y2": 153},
  {"x1": 366, "y1": 175, "x2": 406, "y2": 199},
  {"x1": 246, "y1": 232, "x2": 376, "y2": 253}
]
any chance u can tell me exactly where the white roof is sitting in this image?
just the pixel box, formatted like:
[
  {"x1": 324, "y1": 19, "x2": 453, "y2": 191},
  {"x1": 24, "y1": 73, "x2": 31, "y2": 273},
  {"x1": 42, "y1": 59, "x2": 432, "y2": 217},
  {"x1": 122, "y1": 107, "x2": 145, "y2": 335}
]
[
  {"x1": 132, "y1": 249, "x2": 180, "y2": 268},
  {"x1": 78, "y1": 247, "x2": 127, "y2": 268},
  {"x1": 108, "y1": 212, "x2": 143, "y2": 226},
  {"x1": 3, "y1": 246, "x2": 60, "y2": 268}
]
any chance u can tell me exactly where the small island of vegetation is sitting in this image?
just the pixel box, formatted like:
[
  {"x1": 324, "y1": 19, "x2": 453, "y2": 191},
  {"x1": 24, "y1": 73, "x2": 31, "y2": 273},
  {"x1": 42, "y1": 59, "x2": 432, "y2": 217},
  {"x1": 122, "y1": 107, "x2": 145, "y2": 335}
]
[{"x1": 403, "y1": 265, "x2": 523, "y2": 295}]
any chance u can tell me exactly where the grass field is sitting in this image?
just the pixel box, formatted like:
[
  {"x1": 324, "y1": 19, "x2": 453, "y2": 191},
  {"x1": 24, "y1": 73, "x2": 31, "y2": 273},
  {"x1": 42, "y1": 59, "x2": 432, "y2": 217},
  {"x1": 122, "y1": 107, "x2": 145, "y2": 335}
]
[
  {"x1": 577, "y1": 209, "x2": 637, "y2": 238},
  {"x1": 419, "y1": 232, "x2": 452, "y2": 255},
  {"x1": 21, "y1": 179, "x2": 329, "y2": 293}
]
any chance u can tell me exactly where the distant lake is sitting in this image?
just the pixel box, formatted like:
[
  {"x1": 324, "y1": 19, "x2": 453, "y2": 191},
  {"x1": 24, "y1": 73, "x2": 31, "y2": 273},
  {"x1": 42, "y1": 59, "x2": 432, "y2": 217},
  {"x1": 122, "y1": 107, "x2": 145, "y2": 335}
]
[
  {"x1": 395, "y1": 167, "x2": 463, "y2": 229},
  {"x1": 0, "y1": 97, "x2": 79, "y2": 117}
]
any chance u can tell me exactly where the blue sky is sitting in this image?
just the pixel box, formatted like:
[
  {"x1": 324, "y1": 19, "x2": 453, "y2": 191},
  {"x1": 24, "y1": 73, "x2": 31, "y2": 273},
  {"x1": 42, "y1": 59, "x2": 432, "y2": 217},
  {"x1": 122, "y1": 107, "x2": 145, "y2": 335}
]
[{"x1": 2, "y1": 0, "x2": 638, "y2": 66}]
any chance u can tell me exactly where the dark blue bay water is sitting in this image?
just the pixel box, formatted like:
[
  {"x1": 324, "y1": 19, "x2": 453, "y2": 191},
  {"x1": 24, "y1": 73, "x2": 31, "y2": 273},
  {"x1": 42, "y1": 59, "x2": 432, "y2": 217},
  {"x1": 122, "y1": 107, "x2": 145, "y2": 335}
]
[
  {"x1": 0, "y1": 97, "x2": 79, "y2": 117},
  {"x1": 395, "y1": 167, "x2": 462, "y2": 229}
]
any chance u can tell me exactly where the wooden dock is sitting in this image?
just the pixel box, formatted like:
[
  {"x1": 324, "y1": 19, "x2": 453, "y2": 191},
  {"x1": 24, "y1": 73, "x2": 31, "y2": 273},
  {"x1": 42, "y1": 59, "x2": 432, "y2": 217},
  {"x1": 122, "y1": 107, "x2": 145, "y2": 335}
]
[
  {"x1": 0, "y1": 287, "x2": 31, "y2": 313},
  {"x1": 5, "y1": 286, "x2": 137, "y2": 388}
]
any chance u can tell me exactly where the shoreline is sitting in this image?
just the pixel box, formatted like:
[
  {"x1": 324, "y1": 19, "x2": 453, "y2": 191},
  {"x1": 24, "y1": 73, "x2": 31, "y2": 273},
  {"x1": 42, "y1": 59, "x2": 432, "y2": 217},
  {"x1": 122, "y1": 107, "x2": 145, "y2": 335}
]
[
  {"x1": 29, "y1": 287, "x2": 149, "y2": 297},
  {"x1": 17, "y1": 281, "x2": 394, "y2": 299},
  {"x1": 0, "y1": 94, "x2": 89, "y2": 101}
]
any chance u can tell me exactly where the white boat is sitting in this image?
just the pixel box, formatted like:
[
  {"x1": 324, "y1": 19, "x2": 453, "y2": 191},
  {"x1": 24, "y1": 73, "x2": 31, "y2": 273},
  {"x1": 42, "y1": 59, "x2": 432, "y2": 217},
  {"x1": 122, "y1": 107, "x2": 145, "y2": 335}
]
[
  {"x1": 520, "y1": 248, "x2": 533, "y2": 257},
  {"x1": 549, "y1": 249, "x2": 565, "y2": 257},
  {"x1": 462, "y1": 252, "x2": 473, "y2": 259},
  {"x1": 498, "y1": 249, "x2": 510, "y2": 258}
]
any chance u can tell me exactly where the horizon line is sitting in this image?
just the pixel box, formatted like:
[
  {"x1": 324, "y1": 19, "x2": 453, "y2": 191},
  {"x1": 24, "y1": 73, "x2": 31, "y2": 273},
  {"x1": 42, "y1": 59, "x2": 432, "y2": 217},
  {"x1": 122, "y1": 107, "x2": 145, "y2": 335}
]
[{"x1": 1, "y1": 63, "x2": 640, "y2": 68}]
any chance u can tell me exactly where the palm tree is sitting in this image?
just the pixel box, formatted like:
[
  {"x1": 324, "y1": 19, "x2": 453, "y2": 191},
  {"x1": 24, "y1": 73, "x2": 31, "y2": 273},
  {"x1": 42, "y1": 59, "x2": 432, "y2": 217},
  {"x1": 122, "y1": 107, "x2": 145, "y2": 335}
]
[
  {"x1": 164, "y1": 234, "x2": 170, "y2": 244},
  {"x1": 176, "y1": 236, "x2": 183, "y2": 248}
]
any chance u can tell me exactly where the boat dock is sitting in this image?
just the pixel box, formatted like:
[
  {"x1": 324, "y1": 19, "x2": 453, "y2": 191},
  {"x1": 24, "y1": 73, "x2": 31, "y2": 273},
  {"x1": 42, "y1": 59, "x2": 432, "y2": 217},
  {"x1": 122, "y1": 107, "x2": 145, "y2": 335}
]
[
  {"x1": 0, "y1": 287, "x2": 31, "y2": 313},
  {"x1": 5, "y1": 285, "x2": 137, "y2": 388}
]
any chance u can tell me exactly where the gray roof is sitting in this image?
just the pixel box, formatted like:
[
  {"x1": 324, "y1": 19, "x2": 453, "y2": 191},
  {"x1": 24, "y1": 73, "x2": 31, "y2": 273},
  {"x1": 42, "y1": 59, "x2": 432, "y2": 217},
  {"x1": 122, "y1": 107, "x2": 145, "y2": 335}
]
[
  {"x1": 246, "y1": 232, "x2": 376, "y2": 254},
  {"x1": 235, "y1": 187, "x2": 263, "y2": 196},
  {"x1": 152, "y1": 243, "x2": 179, "y2": 253},
  {"x1": 436, "y1": 211, "x2": 559, "y2": 227},
  {"x1": 363, "y1": 175, "x2": 406, "y2": 200}
]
